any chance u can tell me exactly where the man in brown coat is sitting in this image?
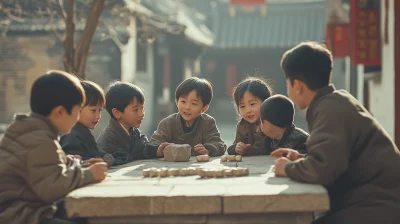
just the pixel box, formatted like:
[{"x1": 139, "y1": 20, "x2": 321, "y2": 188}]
[
  {"x1": 0, "y1": 70, "x2": 107, "y2": 224},
  {"x1": 272, "y1": 42, "x2": 400, "y2": 224}
]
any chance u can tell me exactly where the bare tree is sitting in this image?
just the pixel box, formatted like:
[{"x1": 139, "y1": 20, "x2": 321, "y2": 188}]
[{"x1": 0, "y1": 0, "x2": 109, "y2": 78}]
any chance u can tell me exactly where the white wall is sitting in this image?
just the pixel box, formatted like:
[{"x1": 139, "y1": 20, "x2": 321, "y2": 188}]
[
  {"x1": 135, "y1": 45, "x2": 154, "y2": 136},
  {"x1": 368, "y1": 0, "x2": 395, "y2": 138}
]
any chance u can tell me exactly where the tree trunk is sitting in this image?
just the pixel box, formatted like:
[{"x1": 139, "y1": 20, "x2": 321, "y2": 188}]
[
  {"x1": 62, "y1": 0, "x2": 105, "y2": 79},
  {"x1": 63, "y1": 0, "x2": 75, "y2": 74},
  {"x1": 74, "y1": 0, "x2": 105, "y2": 77}
]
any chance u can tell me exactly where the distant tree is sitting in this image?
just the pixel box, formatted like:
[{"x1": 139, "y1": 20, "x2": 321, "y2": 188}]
[{"x1": 0, "y1": 0, "x2": 111, "y2": 78}]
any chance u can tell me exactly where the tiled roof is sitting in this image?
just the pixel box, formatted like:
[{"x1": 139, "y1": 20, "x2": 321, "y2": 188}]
[{"x1": 211, "y1": 0, "x2": 327, "y2": 49}]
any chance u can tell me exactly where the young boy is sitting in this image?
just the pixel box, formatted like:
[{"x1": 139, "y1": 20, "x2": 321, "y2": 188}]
[
  {"x1": 0, "y1": 70, "x2": 107, "y2": 224},
  {"x1": 97, "y1": 81, "x2": 159, "y2": 165},
  {"x1": 272, "y1": 42, "x2": 400, "y2": 224},
  {"x1": 60, "y1": 80, "x2": 115, "y2": 167},
  {"x1": 260, "y1": 94, "x2": 308, "y2": 155},
  {"x1": 151, "y1": 77, "x2": 226, "y2": 157}
]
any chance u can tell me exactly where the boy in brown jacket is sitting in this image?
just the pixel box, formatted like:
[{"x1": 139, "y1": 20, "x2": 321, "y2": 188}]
[
  {"x1": 0, "y1": 70, "x2": 108, "y2": 224},
  {"x1": 272, "y1": 42, "x2": 400, "y2": 224},
  {"x1": 151, "y1": 77, "x2": 226, "y2": 156}
]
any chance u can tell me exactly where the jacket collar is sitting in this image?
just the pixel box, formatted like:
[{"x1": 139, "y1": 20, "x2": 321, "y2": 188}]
[{"x1": 306, "y1": 84, "x2": 336, "y2": 124}]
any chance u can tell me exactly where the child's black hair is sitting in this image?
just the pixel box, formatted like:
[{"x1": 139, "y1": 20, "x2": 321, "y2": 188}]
[
  {"x1": 233, "y1": 77, "x2": 272, "y2": 113},
  {"x1": 175, "y1": 77, "x2": 213, "y2": 106},
  {"x1": 81, "y1": 80, "x2": 105, "y2": 107},
  {"x1": 105, "y1": 81, "x2": 145, "y2": 118},
  {"x1": 30, "y1": 70, "x2": 85, "y2": 116},
  {"x1": 281, "y1": 41, "x2": 333, "y2": 90}
]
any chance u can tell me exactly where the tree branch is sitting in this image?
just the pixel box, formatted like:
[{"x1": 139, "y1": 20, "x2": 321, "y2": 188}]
[
  {"x1": 74, "y1": 0, "x2": 106, "y2": 75},
  {"x1": 100, "y1": 20, "x2": 124, "y2": 50},
  {"x1": 57, "y1": 0, "x2": 67, "y2": 24},
  {"x1": 63, "y1": 0, "x2": 76, "y2": 73},
  {"x1": 47, "y1": 7, "x2": 64, "y2": 44}
]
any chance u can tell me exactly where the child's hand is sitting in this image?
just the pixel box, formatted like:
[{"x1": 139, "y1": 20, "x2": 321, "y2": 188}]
[
  {"x1": 235, "y1": 142, "x2": 251, "y2": 155},
  {"x1": 194, "y1": 144, "x2": 209, "y2": 155},
  {"x1": 89, "y1": 162, "x2": 108, "y2": 182},
  {"x1": 66, "y1": 155, "x2": 83, "y2": 167},
  {"x1": 270, "y1": 148, "x2": 304, "y2": 161},
  {"x1": 274, "y1": 157, "x2": 290, "y2": 177},
  {"x1": 157, "y1": 142, "x2": 172, "y2": 156},
  {"x1": 82, "y1": 158, "x2": 104, "y2": 167}
]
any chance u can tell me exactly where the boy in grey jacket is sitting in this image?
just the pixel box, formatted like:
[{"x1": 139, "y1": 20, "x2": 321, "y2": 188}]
[
  {"x1": 151, "y1": 77, "x2": 226, "y2": 156},
  {"x1": 97, "y1": 82, "x2": 159, "y2": 165}
]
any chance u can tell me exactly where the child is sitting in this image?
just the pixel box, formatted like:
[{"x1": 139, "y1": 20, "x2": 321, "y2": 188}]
[
  {"x1": 151, "y1": 77, "x2": 226, "y2": 156},
  {"x1": 97, "y1": 81, "x2": 159, "y2": 165},
  {"x1": 0, "y1": 70, "x2": 107, "y2": 224},
  {"x1": 60, "y1": 80, "x2": 115, "y2": 167},
  {"x1": 272, "y1": 42, "x2": 400, "y2": 223},
  {"x1": 227, "y1": 77, "x2": 272, "y2": 155},
  {"x1": 260, "y1": 94, "x2": 308, "y2": 155}
]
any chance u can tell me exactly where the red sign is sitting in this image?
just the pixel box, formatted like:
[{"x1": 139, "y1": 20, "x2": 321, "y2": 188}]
[
  {"x1": 325, "y1": 23, "x2": 350, "y2": 57},
  {"x1": 351, "y1": 0, "x2": 381, "y2": 65},
  {"x1": 229, "y1": 0, "x2": 266, "y2": 4}
]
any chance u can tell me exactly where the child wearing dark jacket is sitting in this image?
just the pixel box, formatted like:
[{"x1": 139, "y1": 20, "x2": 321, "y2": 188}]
[{"x1": 60, "y1": 80, "x2": 115, "y2": 167}]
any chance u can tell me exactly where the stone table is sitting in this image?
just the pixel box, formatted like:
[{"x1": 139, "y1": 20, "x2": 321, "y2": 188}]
[{"x1": 65, "y1": 156, "x2": 329, "y2": 224}]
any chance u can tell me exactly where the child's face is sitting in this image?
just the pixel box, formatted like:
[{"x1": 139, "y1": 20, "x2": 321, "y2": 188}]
[
  {"x1": 50, "y1": 105, "x2": 81, "y2": 135},
  {"x1": 176, "y1": 90, "x2": 207, "y2": 125},
  {"x1": 115, "y1": 97, "x2": 145, "y2": 129},
  {"x1": 79, "y1": 104, "x2": 102, "y2": 129},
  {"x1": 238, "y1": 91, "x2": 262, "y2": 124}
]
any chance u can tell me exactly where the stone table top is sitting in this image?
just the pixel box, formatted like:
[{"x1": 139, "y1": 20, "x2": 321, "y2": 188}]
[{"x1": 65, "y1": 155, "x2": 329, "y2": 218}]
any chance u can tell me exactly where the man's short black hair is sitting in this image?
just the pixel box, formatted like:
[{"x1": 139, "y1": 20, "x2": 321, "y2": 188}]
[
  {"x1": 280, "y1": 41, "x2": 333, "y2": 90},
  {"x1": 105, "y1": 81, "x2": 145, "y2": 118},
  {"x1": 81, "y1": 80, "x2": 105, "y2": 107},
  {"x1": 30, "y1": 70, "x2": 85, "y2": 116},
  {"x1": 175, "y1": 77, "x2": 213, "y2": 106}
]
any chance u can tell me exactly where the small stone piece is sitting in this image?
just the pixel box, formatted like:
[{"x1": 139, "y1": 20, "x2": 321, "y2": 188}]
[
  {"x1": 142, "y1": 168, "x2": 150, "y2": 177},
  {"x1": 198, "y1": 169, "x2": 206, "y2": 178},
  {"x1": 220, "y1": 155, "x2": 228, "y2": 162},
  {"x1": 188, "y1": 167, "x2": 197, "y2": 175},
  {"x1": 149, "y1": 168, "x2": 159, "y2": 177},
  {"x1": 235, "y1": 155, "x2": 242, "y2": 162},
  {"x1": 240, "y1": 167, "x2": 249, "y2": 176},
  {"x1": 159, "y1": 168, "x2": 169, "y2": 177},
  {"x1": 228, "y1": 155, "x2": 236, "y2": 162},
  {"x1": 233, "y1": 168, "x2": 242, "y2": 176},
  {"x1": 163, "y1": 144, "x2": 191, "y2": 162},
  {"x1": 214, "y1": 169, "x2": 224, "y2": 178},
  {"x1": 197, "y1": 154, "x2": 210, "y2": 162},
  {"x1": 206, "y1": 169, "x2": 215, "y2": 178},
  {"x1": 224, "y1": 169, "x2": 233, "y2": 177},
  {"x1": 168, "y1": 168, "x2": 179, "y2": 177},
  {"x1": 179, "y1": 168, "x2": 189, "y2": 176}
]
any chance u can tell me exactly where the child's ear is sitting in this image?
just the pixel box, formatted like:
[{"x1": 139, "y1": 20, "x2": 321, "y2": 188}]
[
  {"x1": 52, "y1": 105, "x2": 66, "y2": 117},
  {"x1": 175, "y1": 100, "x2": 179, "y2": 107},
  {"x1": 111, "y1": 108, "x2": 121, "y2": 119},
  {"x1": 293, "y1": 80, "x2": 303, "y2": 95},
  {"x1": 202, "y1": 105, "x2": 209, "y2": 113}
]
